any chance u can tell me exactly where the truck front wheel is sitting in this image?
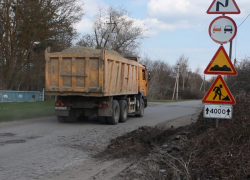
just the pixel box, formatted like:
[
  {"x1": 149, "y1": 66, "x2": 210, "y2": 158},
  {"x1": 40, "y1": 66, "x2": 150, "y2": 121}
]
[
  {"x1": 107, "y1": 100, "x2": 120, "y2": 125},
  {"x1": 135, "y1": 99, "x2": 144, "y2": 117},
  {"x1": 119, "y1": 100, "x2": 128, "y2": 123}
]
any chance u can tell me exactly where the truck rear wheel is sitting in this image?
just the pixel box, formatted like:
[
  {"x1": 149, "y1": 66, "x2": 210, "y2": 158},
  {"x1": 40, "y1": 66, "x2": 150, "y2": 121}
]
[
  {"x1": 99, "y1": 117, "x2": 107, "y2": 124},
  {"x1": 119, "y1": 100, "x2": 128, "y2": 123},
  {"x1": 135, "y1": 99, "x2": 144, "y2": 117},
  {"x1": 65, "y1": 117, "x2": 77, "y2": 123},
  {"x1": 64, "y1": 110, "x2": 78, "y2": 123},
  {"x1": 107, "y1": 100, "x2": 120, "y2": 125},
  {"x1": 57, "y1": 116, "x2": 66, "y2": 123}
]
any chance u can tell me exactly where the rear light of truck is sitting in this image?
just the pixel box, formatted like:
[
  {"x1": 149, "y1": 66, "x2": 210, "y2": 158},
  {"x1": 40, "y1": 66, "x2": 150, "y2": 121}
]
[
  {"x1": 55, "y1": 102, "x2": 66, "y2": 107},
  {"x1": 55, "y1": 102, "x2": 67, "y2": 110},
  {"x1": 98, "y1": 103, "x2": 109, "y2": 108}
]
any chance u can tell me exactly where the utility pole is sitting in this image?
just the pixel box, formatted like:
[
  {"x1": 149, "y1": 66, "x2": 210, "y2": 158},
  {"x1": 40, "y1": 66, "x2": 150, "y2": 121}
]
[
  {"x1": 204, "y1": 75, "x2": 205, "y2": 92},
  {"x1": 200, "y1": 77, "x2": 203, "y2": 91},
  {"x1": 106, "y1": 15, "x2": 116, "y2": 50},
  {"x1": 200, "y1": 75, "x2": 205, "y2": 92},
  {"x1": 234, "y1": 58, "x2": 237, "y2": 66},
  {"x1": 107, "y1": 16, "x2": 112, "y2": 50},
  {"x1": 182, "y1": 66, "x2": 187, "y2": 90},
  {"x1": 172, "y1": 78, "x2": 177, "y2": 100},
  {"x1": 172, "y1": 64, "x2": 180, "y2": 100},
  {"x1": 176, "y1": 64, "x2": 180, "y2": 100}
]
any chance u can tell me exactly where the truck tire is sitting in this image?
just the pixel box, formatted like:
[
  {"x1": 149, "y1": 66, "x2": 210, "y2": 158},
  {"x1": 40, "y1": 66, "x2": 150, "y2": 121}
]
[
  {"x1": 135, "y1": 99, "x2": 144, "y2": 117},
  {"x1": 107, "y1": 100, "x2": 120, "y2": 125},
  {"x1": 77, "y1": 116, "x2": 88, "y2": 121},
  {"x1": 57, "y1": 116, "x2": 66, "y2": 123},
  {"x1": 65, "y1": 117, "x2": 77, "y2": 123},
  {"x1": 99, "y1": 117, "x2": 107, "y2": 124},
  {"x1": 64, "y1": 110, "x2": 78, "y2": 123},
  {"x1": 119, "y1": 100, "x2": 128, "y2": 123}
]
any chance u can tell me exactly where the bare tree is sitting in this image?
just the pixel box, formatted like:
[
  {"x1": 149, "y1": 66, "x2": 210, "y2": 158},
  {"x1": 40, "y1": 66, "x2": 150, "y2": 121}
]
[
  {"x1": 140, "y1": 55, "x2": 204, "y2": 100},
  {"x1": 76, "y1": 6, "x2": 147, "y2": 56},
  {"x1": 187, "y1": 67, "x2": 203, "y2": 93},
  {"x1": 227, "y1": 57, "x2": 250, "y2": 99},
  {"x1": 0, "y1": 0, "x2": 84, "y2": 90},
  {"x1": 175, "y1": 55, "x2": 189, "y2": 90},
  {"x1": 140, "y1": 56, "x2": 174, "y2": 100}
]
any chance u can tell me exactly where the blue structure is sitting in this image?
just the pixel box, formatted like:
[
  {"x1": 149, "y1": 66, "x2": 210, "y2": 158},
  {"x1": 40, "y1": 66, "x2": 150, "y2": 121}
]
[{"x1": 0, "y1": 90, "x2": 41, "y2": 102}]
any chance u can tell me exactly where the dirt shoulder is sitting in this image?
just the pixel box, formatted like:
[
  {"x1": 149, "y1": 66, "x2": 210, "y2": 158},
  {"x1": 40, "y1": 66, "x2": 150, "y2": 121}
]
[{"x1": 94, "y1": 100, "x2": 250, "y2": 180}]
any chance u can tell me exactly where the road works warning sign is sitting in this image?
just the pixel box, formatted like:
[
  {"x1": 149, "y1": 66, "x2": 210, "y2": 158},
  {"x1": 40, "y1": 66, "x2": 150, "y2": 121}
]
[
  {"x1": 202, "y1": 75, "x2": 235, "y2": 104},
  {"x1": 204, "y1": 46, "x2": 237, "y2": 75}
]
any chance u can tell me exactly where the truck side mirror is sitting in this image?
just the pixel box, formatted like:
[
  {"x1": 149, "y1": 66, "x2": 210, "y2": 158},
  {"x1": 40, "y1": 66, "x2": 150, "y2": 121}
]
[{"x1": 148, "y1": 71, "x2": 151, "y2": 81}]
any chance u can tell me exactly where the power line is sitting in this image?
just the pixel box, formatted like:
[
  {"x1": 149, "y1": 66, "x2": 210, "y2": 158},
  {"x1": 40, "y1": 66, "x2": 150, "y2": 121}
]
[
  {"x1": 142, "y1": 47, "x2": 205, "y2": 62},
  {"x1": 82, "y1": 2, "x2": 103, "y2": 18},
  {"x1": 237, "y1": 13, "x2": 250, "y2": 28},
  {"x1": 83, "y1": 2, "x2": 100, "y2": 10},
  {"x1": 234, "y1": 13, "x2": 250, "y2": 61}
]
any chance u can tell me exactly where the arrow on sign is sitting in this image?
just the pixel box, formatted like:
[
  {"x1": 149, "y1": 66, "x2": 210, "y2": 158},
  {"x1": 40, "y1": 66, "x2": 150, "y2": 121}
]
[
  {"x1": 217, "y1": 0, "x2": 229, "y2": 11},
  {"x1": 206, "y1": 108, "x2": 209, "y2": 115},
  {"x1": 203, "y1": 104, "x2": 233, "y2": 119}
]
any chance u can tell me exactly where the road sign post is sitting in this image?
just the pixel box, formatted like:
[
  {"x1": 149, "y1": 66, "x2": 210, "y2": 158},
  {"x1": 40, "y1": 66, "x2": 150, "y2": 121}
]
[{"x1": 204, "y1": 0, "x2": 240, "y2": 125}]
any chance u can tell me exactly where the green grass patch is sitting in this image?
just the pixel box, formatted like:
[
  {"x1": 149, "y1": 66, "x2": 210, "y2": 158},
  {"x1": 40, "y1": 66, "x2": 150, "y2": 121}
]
[{"x1": 0, "y1": 101, "x2": 55, "y2": 122}]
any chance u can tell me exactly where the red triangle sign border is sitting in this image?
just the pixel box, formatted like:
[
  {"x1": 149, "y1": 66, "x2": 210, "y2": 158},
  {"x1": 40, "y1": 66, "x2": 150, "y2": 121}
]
[
  {"x1": 204, "y1": 46, "x2": 237, "y2": 75},
  {"x1": 207, "y1": 0, "x2": 241, "y2": 14},
  {"x1": 202, "y1": 75, "x2": 236, "y2": 104}
]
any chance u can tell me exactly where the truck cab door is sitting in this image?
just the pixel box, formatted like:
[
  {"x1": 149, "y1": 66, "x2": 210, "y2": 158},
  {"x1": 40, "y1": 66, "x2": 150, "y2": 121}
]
[{"x1": 138, "y1": 65, "x2": 148, "y2": 96}]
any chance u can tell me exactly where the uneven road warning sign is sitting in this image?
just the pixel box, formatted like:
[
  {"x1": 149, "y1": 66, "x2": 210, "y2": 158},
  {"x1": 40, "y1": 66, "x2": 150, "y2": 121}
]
[
  {"x1": 207, "y1": 0, "x2": 241, "y2": 14},
  {"x1": 204, "y1": 46, "x2": 237, "y2": 75},
  {"x1": 202, "y1": 75, "x2": 236, "y2": 104}
]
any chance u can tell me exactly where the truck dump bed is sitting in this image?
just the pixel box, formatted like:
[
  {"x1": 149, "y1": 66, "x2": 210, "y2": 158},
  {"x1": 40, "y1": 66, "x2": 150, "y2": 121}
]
[{"x1": 45, "y1": 48, "x2": 139, "y2": 96}]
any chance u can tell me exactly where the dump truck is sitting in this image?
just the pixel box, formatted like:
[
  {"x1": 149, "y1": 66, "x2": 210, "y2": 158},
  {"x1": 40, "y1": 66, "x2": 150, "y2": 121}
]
[{"x1": 45, "y1": 47, "x2": 149, "y2": 125}]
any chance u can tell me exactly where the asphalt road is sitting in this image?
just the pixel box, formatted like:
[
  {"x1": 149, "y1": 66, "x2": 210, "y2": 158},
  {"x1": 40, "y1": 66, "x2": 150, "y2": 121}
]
[{"x1": 0, "y1": 100, "x2": 202, "y2": 180}]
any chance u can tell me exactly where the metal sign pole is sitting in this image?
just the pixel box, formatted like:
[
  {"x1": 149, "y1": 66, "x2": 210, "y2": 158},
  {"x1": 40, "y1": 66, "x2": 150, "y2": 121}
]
[
  {"x1": 176, "y1": 64, "x2": 180, "y2": 101},
  {"x1": 216, "y1": 118, "x2": 219, "y2": 128},
  {"x1": 229, "y1": 40, "x2": 233, "y2": 60}
]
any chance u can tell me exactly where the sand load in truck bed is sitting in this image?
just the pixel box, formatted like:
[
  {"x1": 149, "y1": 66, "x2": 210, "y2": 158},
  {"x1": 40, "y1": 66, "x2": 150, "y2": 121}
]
[{"x1": 45, "y1": 47, "x2": 139, "y2": 96}]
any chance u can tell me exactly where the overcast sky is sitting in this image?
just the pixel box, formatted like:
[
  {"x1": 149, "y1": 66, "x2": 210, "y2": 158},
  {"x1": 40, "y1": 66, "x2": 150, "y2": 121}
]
[{"x1": 75, "y1": 0, "x2": 250, "y2": 73}]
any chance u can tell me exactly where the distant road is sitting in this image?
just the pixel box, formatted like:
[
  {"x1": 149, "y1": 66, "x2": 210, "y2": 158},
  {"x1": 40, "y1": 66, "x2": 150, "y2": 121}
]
[{"x1": 0, "y1": 100, "x2": 202, "y2": 180}]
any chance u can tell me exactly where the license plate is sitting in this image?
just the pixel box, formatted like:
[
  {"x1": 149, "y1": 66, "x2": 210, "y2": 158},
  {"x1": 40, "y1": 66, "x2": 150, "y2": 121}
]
[{"x1": 55, "y1": 107, "x2": 67, "y2": 110}]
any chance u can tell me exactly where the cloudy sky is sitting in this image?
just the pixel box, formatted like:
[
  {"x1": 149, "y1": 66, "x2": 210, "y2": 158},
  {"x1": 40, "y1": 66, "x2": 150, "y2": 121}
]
[{"x1": 75, "y1": 0, "x2": 250, "y2": 73}]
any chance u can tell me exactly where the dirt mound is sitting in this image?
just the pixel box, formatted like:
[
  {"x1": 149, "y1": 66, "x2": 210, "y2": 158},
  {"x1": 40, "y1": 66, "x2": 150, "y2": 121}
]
[
  {"x1": 97, "y1": 98, "x2": 250, "y2": 179},
  {"x1": 95, "y1": 126, "x2": 183, "y2": 159},
  {"x1": 52, "y1": 46, "x2": 122, "y2": 57},
  {"x1": 185, "y1": 100, "x2": 250, "y2": 179}
]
